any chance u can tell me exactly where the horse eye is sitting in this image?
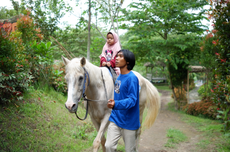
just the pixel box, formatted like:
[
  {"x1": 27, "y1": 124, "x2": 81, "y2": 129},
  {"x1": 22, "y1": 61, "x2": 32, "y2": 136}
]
[{"x1": 79, "y1": 76, "x2": 83, "y2": 82}]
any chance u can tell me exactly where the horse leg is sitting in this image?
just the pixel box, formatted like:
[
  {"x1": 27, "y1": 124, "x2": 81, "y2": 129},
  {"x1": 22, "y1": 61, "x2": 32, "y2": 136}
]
[
  {"x1": 101, "y1": 135, "x2": 106, "y2": 152},
  {"x1": 92, "y1": 114, "x2": 110, "y2": 152}
]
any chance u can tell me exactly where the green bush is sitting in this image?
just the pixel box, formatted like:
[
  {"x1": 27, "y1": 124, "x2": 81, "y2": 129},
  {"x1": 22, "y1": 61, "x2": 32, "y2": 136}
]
[
  {"x1": 30, "y1": 41, "x2": 54, "y2": 86},
  {"x1": 0, "y1": 29, "x2": 32, "y2": 103},
  {"x1": 51, "y1": 61, "x2": 67, "y2": 94}
]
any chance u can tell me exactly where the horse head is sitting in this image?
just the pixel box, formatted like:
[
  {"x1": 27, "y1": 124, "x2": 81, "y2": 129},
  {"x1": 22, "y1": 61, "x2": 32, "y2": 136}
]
[{"x1": 62, "y1": 56, "x2": 89, "y2": 113}]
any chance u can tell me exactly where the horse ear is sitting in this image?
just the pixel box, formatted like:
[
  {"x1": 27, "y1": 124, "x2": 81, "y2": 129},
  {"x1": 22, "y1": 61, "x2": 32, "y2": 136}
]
[
  {"x1": 80, "y1": 57, "x2": 86, "y2": 66},
  {"x1": 62, "y1": 56, "x2": 70, "y2": 65}
]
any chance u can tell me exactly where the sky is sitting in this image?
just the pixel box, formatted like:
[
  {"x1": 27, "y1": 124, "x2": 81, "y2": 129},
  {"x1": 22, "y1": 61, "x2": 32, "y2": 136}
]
[{"x1": 1, "y1": 0, "x2": 212, "y2": 34}]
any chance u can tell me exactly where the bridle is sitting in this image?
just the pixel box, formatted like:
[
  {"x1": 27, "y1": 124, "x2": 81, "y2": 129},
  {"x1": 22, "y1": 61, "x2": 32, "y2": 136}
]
[{"x1": 75, "y1": 67, "x2": 108, "y2": 120}]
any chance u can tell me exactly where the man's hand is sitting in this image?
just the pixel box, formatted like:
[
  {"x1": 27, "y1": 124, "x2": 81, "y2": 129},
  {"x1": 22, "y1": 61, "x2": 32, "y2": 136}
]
[
  {"x1": 107, "y1": 99, "x2": 115, "y2": 109},
  {"x1": 102, "y1": 62, "x2": 107, "y2": 66}
]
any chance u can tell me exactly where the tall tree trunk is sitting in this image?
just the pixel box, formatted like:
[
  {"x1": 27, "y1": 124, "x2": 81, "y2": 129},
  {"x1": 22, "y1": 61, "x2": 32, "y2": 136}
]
[{"x1": 87, "y1": 0, "x2": 91, "y2": 61}]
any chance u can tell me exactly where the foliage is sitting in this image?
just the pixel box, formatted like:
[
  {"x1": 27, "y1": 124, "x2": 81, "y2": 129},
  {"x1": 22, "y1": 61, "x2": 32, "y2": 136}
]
[
  {"x1": 0, "y1": 6, "x2": 18, "y2": 19},
  {"x1": 199, "y1": 31, "x2": 217, "y2": 74},
  {"x1": 0, "y1": 24, "x2": 32, "y2": 103},
  {"x1": 11, "y1": 0, "x2": 70, "y2": 39},
  {"x1": 16, "y1": 11, "x2": 55, "y2": 87},
  {"x1": 183, "y1": 97, "x2": 217, "y2": 119},
  {"x1": 207, "y1": 0, "x2": 230, "y2": 132},
  {"x1": 121, "y1": 0, "x2": 208, "y2": 107},
  {"x1": 0, "y1": 10, "x2": 56, "y2": 103},
  {"x1": 16, "y1": 11, "x2": 43, "y2": 42},
  {"x1": 122, "y1": 0, "x2": 208, "y2": 38},
  {"x1": 198, "y1": 83, "x2": 212, "y2": 98},
  {"x1": 168, "y1": 62, "x2": 188, "y2": 87},
  {"x1": 30, "y1": 41, "x2": 54, "y2": 86},
  {"x1": 51, "y1": 61, "x2": 67, "y2": 94},
  {"x1": 53, "y1": 27, "x2": 105, "y2": 62}
]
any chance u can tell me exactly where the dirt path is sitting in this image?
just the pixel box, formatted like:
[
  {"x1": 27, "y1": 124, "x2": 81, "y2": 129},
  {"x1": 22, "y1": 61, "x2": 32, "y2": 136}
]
[{"x1": 138, "y1": 90, "x2": 204, "y2": 152}]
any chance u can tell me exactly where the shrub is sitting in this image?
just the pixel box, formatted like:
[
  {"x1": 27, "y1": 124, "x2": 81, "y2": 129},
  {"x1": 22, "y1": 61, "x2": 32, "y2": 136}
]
[
  {"x1": 0, "y1": 28, "x2": 32, "y2": 103},
  {"x1": 51, "y1": 61, "x2": 67, "y2": 94},
  {"x1": 208, "y1": 0, "x2": 230, "y2": 132},
  {"x1": 183, "y1": 97, "x2": 217, "y2": 119},
  {"x1": 30, "y1": 41, "x2": 54, "y2": 86}
]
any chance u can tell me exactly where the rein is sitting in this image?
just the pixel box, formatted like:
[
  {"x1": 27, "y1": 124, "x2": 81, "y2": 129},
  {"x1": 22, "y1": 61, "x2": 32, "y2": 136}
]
[{"x1": 75, "y1": 68, "x2": 108, "y2": 120}]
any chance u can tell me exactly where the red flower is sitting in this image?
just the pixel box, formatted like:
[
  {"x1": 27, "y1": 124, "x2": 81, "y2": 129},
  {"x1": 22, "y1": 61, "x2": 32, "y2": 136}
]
[
  {"x1": 211, "y1": 89, "x2": 214, "y2": 92},
  {"x1": 212, "y1": 40, "x2": 216, "y2": 45},
  {"x1": 221, "y1": 59, "x2": 226, "y2": 63},
  {"x1": 207, "y1": 33, "x2": 213, "y2": 38},
  {"x1": 212, "y1": 29, "x2": 217, "y2": 33},
  {"x1": 215, "y1": 53, "x2": 220, "y2": 55},
  {"x1": 217, "y1": 108, "x2": 220, "y2": 110},
  {"x1": 200, "y1": 46, "x2": 204, "y2": 51}
]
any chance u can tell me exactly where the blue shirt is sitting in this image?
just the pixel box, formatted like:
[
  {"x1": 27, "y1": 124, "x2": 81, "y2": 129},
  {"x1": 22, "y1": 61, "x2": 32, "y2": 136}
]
[{"x1": 109, "y1": 71, "x2": 140, "y2": 130}]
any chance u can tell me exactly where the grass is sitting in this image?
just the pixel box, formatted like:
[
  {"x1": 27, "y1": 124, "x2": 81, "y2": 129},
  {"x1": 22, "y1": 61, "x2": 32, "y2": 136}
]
[
  {"x1": 167, "y1": 101, "x2": 230, "y2": 152},
  {"x1": 2, "y1": 83, "x2": 229, "y2": 152},
  {"x1": 164, "y1": 128, "x2": 187, "y2": 148},
  {"x1": 0, "y1": 86, "x2": 96, "y2": 152},
  {"x1": 154, "y1": 85, "x2": 171, "y2": 91}
]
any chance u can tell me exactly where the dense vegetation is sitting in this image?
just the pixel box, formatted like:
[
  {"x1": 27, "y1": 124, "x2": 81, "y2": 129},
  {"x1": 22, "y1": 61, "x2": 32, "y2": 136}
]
[{"x1": 0, "y1": 1, "x2": 229, "y2": 151}]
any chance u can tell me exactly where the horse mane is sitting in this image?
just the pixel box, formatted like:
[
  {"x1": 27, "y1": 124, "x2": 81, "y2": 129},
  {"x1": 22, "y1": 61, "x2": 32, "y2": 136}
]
[{"x1": 66, "y1": 57, "x2": 99, "y2": 74}]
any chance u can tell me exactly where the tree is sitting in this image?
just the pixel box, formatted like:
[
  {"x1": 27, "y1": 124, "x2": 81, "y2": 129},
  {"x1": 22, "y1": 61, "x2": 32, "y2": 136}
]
[
  {"x1": 10, "y1": 0, "x2": 71, "y2": 39},
  {"x1": 0, "y1": 7, "x2": 17, "y2": 19},
  {"x1": 121, "y1": 0, "x2": 208, "y2": 109},
  {"x1": 87, "y1": 0, "x2": 91, "y2": 61}
]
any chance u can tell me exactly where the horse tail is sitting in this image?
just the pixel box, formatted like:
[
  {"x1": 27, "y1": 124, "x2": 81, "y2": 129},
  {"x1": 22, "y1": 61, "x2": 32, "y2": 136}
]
[{"x1": 142, "y1": 79, "x2": 161, "y2": 129}]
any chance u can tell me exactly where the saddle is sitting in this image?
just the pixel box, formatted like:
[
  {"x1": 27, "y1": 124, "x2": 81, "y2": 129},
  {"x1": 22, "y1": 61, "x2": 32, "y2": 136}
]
[{"x1": 107, "y1": 66, "x2": 117, "y2": 84}]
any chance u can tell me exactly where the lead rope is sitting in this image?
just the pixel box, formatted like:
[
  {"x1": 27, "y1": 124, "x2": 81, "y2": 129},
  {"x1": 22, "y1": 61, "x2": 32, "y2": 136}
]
[
  {"x1": 75, "y1": 67, "x2": 89, "y2": 121},
  {"x1": 75, "y1": 68, "x2": 108, "y2": 121}
]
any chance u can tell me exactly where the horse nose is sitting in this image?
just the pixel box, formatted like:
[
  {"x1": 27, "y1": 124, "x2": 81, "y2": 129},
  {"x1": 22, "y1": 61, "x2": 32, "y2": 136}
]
[{"x1": 65, "y1": 103, "x2": 76, "y2": 111}]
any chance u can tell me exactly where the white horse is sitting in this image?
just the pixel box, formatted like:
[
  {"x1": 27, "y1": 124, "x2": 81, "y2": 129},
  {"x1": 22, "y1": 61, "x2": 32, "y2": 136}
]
[{"x1": 62, "y1": 56, "x2": 160, "y2": 152}]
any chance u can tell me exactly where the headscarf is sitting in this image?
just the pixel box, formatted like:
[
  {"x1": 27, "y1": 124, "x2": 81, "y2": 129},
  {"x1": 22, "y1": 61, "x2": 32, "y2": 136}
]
[{"x1": 99, "y1": 32, "x2": 121, "y2": 60}]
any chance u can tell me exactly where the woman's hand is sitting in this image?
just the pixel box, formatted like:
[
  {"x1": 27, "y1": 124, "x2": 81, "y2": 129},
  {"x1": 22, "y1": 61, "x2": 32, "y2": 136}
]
[
  {"x1": 107, "y1": 99, "x2": 115, "y2": 109},
  {"x1": 102, "y1": 62, "x2": 107, "y2": 66},
  {"x1": 107, "y1": 62, "x2": 111, "y2": 67}
]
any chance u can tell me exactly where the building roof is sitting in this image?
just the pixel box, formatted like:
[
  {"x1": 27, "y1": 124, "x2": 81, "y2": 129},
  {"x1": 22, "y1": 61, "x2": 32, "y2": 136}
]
[{"x1": 189, "y1": 66, "x2": 208, "y2": 73}]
